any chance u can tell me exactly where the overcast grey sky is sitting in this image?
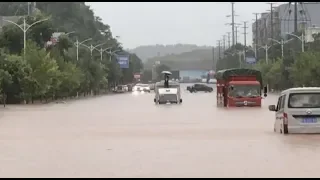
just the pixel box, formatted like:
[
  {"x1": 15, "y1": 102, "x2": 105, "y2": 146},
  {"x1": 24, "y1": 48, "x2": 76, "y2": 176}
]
[{"x1": 86, "y1": 2, "x2": 281, "y2": 49}]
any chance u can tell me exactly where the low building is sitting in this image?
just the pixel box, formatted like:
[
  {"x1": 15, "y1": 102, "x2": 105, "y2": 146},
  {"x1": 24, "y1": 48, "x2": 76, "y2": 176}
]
[
  {"x1": 305, "y1": 26, "x2": 320, "y2": 42},
  {"x1": 252, "y1": 3, "x2": 320, "y2": 46}
]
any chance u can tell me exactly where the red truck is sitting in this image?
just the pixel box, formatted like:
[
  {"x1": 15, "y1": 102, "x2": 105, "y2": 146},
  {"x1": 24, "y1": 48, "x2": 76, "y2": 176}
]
[{"x1": 215, "y1": 68, "x2": 267, "y2": 107}]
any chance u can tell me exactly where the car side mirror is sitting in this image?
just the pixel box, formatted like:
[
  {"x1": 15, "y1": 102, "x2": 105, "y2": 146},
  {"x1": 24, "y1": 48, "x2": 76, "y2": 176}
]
[
  {"x1": 180, "y1": 99, "x2": 182, "y2": 103},
  {"x1": 229, "y1": 85, "x2": 234, "y2": 91},
  {"x1": 154, "y1": 98, "x2": 156, "y2": 103},
  {"x1": 268, "y1": 105, "x2": 276, "y2": 111}
]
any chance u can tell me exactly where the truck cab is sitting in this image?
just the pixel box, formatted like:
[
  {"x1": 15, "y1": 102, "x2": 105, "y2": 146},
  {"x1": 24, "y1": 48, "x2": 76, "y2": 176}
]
[{"x1": 216, "y1": 68, "x2": 267, "y2": 107}]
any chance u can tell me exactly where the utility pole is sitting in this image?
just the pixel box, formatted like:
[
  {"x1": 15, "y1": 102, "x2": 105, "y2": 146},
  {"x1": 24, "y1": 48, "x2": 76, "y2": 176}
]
[
  {"x1": 242, "y1": 21, "x2": 248, "y2": 61},
  {"x1": 267, "y1": 3, "x2": 275, "y2": 58},
  {"x1": 226, "y1": 2, "x2": 238, "y2": 48},
  {"x1": 27, "y1": 2, "x2": 31, "y2": 15},
  {"x1": 231, "y1": 2, "x2": 235, "y2": 46},
  {"x1": 212, "y1": 47, "x2": 215, "y2": 70},
  {"x1": 227, "y1": 32, "x2": 231, "y2": 49},
  {"x1": 217, "y1": 40, "x2": 221, "y2": 60},
  {"x1": 222, "y1": 35, "x2": 226, "y2": 57},
  {"x1": 294, "y1": 2, "x2": 298, "y2": 33},
  {"x1": 253, "y1": 13, "x2": 259, "y2": 58},
  {"x1": 235, "y1": 26, "x2": 239, "y2": 44}
]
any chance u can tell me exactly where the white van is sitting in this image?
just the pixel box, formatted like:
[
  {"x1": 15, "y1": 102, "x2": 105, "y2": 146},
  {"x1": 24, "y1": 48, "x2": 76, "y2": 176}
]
[
  {"x1": 154, "y1": 88, "x2": 182, "y2": 104},
  {"x1": 268, "y1": 87, "x2": 320, "y2": 134}
]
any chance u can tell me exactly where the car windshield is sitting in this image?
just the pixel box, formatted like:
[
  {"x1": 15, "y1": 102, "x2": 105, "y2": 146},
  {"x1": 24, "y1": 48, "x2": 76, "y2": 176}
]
[
  {"x1": 159, "y1": 94, "x2": 177, "y2": 102},
  {"x1": 289, "y1": 93, "x2": 320, "y2": 108},
  {"x1": 229, "y1": 85, "x2": 260, "y2": 98}
]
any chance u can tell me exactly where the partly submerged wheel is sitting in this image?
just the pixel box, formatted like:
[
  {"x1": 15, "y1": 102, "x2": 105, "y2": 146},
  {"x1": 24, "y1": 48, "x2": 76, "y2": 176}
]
[{"x1": 283, "y1": 124, "x2": 288, "y2": 134}]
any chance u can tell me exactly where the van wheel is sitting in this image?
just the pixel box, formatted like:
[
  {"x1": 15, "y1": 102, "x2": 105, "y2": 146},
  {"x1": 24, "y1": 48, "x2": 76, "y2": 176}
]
[{"x1": 283, "y1": 124, "x2": 288, "y2": 134}]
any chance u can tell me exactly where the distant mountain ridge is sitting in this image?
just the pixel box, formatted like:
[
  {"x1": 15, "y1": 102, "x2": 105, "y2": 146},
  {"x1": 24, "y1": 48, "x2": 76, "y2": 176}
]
[
  {"x1": 144, "y1": 47, "x2": 220, "y2": 71},
  {"x1": 128, "y1": 44, "x2": 212, "y2": 62}
]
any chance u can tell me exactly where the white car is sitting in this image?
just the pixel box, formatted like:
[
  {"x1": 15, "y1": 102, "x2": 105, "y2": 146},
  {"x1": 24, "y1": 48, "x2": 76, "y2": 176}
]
[
  {"x1": 269, "y1": 87, "x2": 320, "y2": 134},
  {"x1": 133, "y1": 84, "x2": 150, "y2": 92}
]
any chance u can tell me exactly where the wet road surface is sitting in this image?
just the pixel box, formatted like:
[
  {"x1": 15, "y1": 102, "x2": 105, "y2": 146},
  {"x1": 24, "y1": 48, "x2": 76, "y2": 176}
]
[{"x1": 1, "y1": 84, "x2": 320, "y2": 178}]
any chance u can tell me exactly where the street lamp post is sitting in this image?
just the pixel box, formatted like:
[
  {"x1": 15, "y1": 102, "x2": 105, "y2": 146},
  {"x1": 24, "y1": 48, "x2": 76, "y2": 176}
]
[
  {"x1": 257, "y1": 44, "x2": 272, "y2": 64},
  {"x1": 107, "y1": 49, "x2": 121, "y2": 62},
  {"x1": 286, "y1": 32, "x2": 305, "y2": 52},
  {"x1": 4, "y1": 17, "x2": 49, "y2": 58},
  {"x1": 81, "y1": 42, "x2": 107, "y2": 57},
  {"x1": 96, "y1": 47, "x2": 113, "y2": 61},
  {"x1": 268, "y1": 38, "x2": 293, "y2": 59},
  {"x1": 74, "y1": 38, "x2": 92, "y2": 61}
]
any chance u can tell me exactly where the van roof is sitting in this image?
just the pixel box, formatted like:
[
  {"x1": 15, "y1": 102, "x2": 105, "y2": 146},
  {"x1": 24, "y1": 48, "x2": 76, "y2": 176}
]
[{"x1": 281, "y1": 87, "x2": 320, "y2": 94}]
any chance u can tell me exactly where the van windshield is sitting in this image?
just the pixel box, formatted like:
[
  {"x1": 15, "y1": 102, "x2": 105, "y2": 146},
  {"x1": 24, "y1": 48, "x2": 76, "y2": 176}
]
[{"x1": 289, "y1": 93, "x2": 320, "y2": 108}]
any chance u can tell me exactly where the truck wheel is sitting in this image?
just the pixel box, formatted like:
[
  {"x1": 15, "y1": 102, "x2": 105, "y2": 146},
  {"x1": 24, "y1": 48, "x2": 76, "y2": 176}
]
[{"x1": 283, "y1": 124, "x2": 288, "y2": 134}]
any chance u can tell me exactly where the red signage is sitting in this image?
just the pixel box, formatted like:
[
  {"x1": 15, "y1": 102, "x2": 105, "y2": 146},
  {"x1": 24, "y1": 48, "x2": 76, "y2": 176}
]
[{"x1": 134, "y1": 73, "x2": 141, "y2": 79}]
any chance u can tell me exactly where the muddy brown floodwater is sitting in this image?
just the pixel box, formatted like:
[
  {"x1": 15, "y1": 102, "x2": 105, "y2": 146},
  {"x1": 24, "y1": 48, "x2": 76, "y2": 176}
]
[{"x1": 1, "y1": 84, "x2": 320, "y2": 178}]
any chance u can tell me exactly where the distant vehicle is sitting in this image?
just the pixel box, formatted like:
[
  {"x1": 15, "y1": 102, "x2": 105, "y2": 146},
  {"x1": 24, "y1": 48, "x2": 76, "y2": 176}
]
[
  {"x1": 149, "y1": 83, "x2": 155, "y2": 90},
  {"x1": 154, "y1": 71, "x2": 182, "y2": 104},
  {"x1": 215, "y1": 68, "x2": 267, "y2": 107},
  {"x1": 127, "y1": 84, "x2": 133, "y2": 92},
  {"x1": 269, "y1": 87, "x2": 320, "y2": 134},
  {"x1": 187, "y1": 84, "x2": 213, "y2": 93},
  {"x1": 113, "y1": 85, "x2": 127, "y2": 93},
  {"x1": 133, "y1": 83, "x2": 150, "y2": 92},
  {"x1": 208, "y1": 79, "x2": 217, "y2": 84}
]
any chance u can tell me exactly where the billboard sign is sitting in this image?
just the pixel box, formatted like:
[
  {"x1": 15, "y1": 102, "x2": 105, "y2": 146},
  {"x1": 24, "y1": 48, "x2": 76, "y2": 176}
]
[
  {"x1": 245, "y1": 57, "x2": 256, "y2": 64},
  {"x1": 116, "y1": 54, "x2": 130, "y2": 69}
]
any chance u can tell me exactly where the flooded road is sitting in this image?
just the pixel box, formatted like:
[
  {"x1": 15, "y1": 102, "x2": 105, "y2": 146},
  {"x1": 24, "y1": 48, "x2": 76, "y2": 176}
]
[{"x1": 1, "y1": 84, "x2": 320, "y2": 178}]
